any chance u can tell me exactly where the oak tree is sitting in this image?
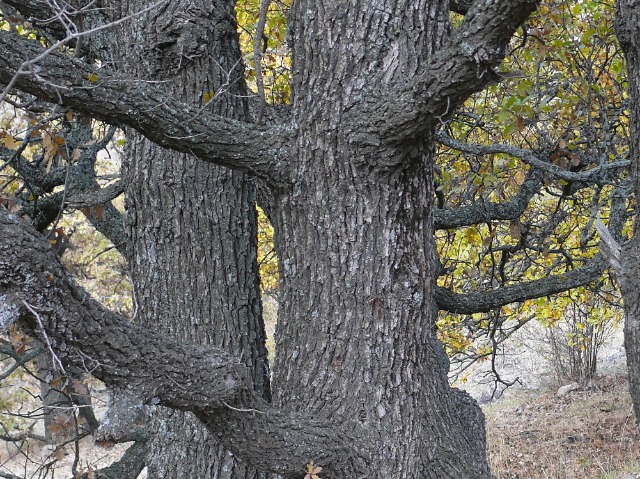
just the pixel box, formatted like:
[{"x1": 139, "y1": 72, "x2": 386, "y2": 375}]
[{"x1": 7, "y1": 0, "x2": 629, "y2": 477}]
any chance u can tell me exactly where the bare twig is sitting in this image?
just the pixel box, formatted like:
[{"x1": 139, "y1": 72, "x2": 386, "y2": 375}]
[
  {"x1": 0, "y1": 0, "x2": 170, "y2": 104},
  {"x1": 21, "y1": 300, "x2": 65, "y2": 372},
  {"x1": 437, "y1": 132, "x2": 630, "y2": 184},
  {"x1": 221, "y1": 400, "x2": 265, "y2": 415},
  {"x1": 253, "y1": 0, "x2": 271, "y2": 124}
]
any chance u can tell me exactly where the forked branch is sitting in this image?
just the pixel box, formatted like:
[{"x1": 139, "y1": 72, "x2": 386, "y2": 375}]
[
  {"x1": 344, "y1": 0, "x2": 538, "y2": 155},
  {"x1": 0, "y1": 31, "x2": 290, "y2": 185}
]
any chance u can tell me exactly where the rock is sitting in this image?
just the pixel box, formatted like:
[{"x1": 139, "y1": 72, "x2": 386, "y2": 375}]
[{"x1": 556, "y1": 382, "x2": 580, "y2": 398}]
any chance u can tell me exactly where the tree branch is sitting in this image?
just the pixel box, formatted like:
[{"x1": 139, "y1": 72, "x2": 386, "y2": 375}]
[
  {"x1": 434, "y1": 254, "x2": 608, "y2": 314},
  {"x1": 434, "y1": 169, "x2": 543, "y2": 229},
  {"x1": 437, "y1": 132, "x2": 630, "y2": 184},
  {"x1": 0, "y1": 31, "x2": 290, "y2": 186},
  {"x1": 435, "y1": 186, "x2": 628, "y2": 314},
  {"x1": 343, "y1": 0, "x2": 538, "y2": 154},
  {"x1": 0, "y1": 207, "x2": 366, "y2": 478},
  {"x1": 1, "y1": 0, "x2": 68, "y2": 41}
]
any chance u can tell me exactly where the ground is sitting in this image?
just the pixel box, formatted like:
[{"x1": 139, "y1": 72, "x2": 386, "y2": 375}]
[{"x1": 486, "y1": 374, "x2": 640, "y2": 478}]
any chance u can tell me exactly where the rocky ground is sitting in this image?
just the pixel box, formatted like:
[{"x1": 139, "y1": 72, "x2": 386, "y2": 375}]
[{"x1": 486, "y1": 374, "x2": 640, "y2": 478}]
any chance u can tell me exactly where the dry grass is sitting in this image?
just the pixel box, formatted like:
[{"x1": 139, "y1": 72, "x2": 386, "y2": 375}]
[{"x1": 485, "y1": 374, "x2": 640, "y2": 479}]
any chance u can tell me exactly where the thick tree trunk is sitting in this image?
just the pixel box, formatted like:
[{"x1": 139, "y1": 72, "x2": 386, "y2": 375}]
[
  {"x1": 615, "y1": 0, "x2": 640, "y2": 428},
  {"x1": 268, "y1": 1, "x2": 490, "y2": 477},
  {"x1": 111, "y1": 1, "x2": 270, "y2": 477},
  {"x1": 0, "y1": 0, "x2": 540, "y2": 476}
]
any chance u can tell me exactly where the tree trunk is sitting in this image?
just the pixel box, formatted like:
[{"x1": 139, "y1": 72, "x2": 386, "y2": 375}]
[
  {"x1": 111, "y1": 1, "x2": 270, "y2": 477},
  {"x1": 615, "y1": 0, "x2": 640, "y2": 427},
  {"x1": 0, "y1": 0, "x2": 540, "y2": 476},
  {"x1": 268, "y1": 0, "x2": 490, "y2": 476}
]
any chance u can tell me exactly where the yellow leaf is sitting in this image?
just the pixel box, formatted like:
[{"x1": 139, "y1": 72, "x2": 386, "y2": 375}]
[
  {"x1": 305, "y1": 462, "x2": 322, "y2": 478},
  {"x1": 3, "y1": 134, "x2": 16, "y2": 149},
  {"x1": 203, "y1": 90, "x2": 216, "y2": 103},
  {"x1": 87, "y1": 73, "x2": 99, "y2": 83},
  {"x1": 465, "y1": 227, "x2": 479, "y2": 243}
]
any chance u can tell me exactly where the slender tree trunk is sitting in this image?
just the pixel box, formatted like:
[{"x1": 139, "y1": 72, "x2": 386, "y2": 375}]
[
  {"x1": 615, "y1": 0, "x2": 640, "y2": 427},
  {"x1": 111, "y1": 1, "x2": 270, "y2": 476}
]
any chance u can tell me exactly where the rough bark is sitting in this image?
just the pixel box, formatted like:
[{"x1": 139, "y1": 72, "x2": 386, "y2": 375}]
[
  {"x1": 615, "y1": 0, "x2": 640, "y2": 427},
  {"x1": 107, "y1": 1, "x2": 271, "y2": 477},
  {"x1": 0, "y1": 209, "x2": 363, "y2": 477},
  {"x1": 0, "y1": 0, "x2": 541, "y2": 477},
  {"x1": 0, "y1": 30, "x2": 288, "y2": 184},
  {"x1": 267, "y1": 0, "x2": 498, "y2": 477}
]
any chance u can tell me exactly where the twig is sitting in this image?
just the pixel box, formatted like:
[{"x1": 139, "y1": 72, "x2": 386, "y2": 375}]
[
  {"x1": 0, "y1": 0, "x2": 170, "y2": 104},
  {"x1": 221, "y1": 400, "x2": 265, "y2": 415},
  {"x1": 253, "y1": 0, "x2": 271, "y2": 124},
  {"x1": 21, "y1": 300, "x2": 65, "y2": 373}
]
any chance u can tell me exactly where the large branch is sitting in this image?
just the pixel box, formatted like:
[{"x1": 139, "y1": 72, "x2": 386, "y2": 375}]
[
  {"x1": 0, "y1": 207, "x2": 366, "y2": 477},
  {"x1": 343, "y1": 0, "x2": 537, "y2": 152},
  {"x1": 434, "y1": 169, "x2": 543, "y2": 229},
  {"x1": 434, "y1": 254, "x2": 607, "y2": 314},
  {"x1": 0, "y1": 31, "x2": 290, "y2": 185},
  {"x1": 435, "y1": 186, "x2": 628, "y2": 314}
]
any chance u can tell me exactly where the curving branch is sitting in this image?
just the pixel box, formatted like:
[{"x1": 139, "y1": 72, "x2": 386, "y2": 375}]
[
  {"x1": 0, "y1": 127, "x2": 127, "y2": 255},
  {"x1": 0, "y1": 31, "x2": 291, "y2": 186},
  {"x1": 434, "y1": 254, "x2": 608, "y2": 314},
  {"x1": 434, "y1": 169, "x2": 543, "y2": 229},
  {"x1": 437, "y1": 132, "x2": 631, "y2": 184},
  {"x1": 435, "y1": 187, "x2": 628, "y2": 314},
  {"x1": 342, "y1": 0, "x2": 538, "y2": 153},
  {"x1": 0, "y1": 207, "x2": 366, "y2": 478},
  {"x1": 0, "y1": 0, "x2": 68, "y2": 41},
  {"x1": 64, "y1": 181, "x2": 124, "y2": 209}
]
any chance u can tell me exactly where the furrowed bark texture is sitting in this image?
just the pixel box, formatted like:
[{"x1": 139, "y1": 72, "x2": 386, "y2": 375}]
[
  {"x1": 108, "y1": 1, "x2": 270, "y2": 477},
  {"x1": 615, "y1": 0, "x2": 640, "y2": 428},
  {"x1": 0, "y1": 0, "x2": 540, "y2": 477},
  {"x1": 0, "y1": 209, "x2": 363, "y2": 477},
  {"x1": 268, "y1": 0, "x2": 491, "y2": 477},
  {"x1": 0, "y1": 31, "x2": 286, "y2": 184}
]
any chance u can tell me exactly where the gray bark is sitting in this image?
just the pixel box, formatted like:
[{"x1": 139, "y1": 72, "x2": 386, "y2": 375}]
[
  {"x1": 0, "y1": 0, "x2": 541, "y2": 477},
  {"x1": 267, "y1": 0, "x2": 499, "y2": 477},
  {"x1": 615, "y1": 0, "x2": 640, "y2": 428},
  {"x1": 109, "y1": 1, "x2": 270, "y2": 477}
]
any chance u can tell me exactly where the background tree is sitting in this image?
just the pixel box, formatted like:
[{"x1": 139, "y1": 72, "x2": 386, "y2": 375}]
[
  {"x1": 434, "y1": 0, "x2": 629, "y2": 388},
  {"x1": 615, "y1": 0, "x2": 640, "y2": 428},
  {"x1": 0, "y1": 0, "x2": 539, "y2": 477}
]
